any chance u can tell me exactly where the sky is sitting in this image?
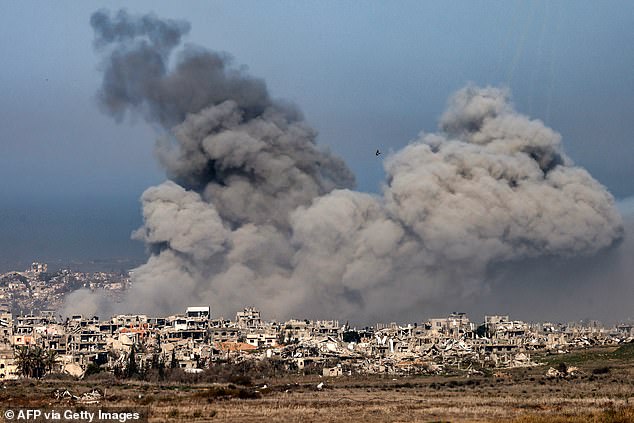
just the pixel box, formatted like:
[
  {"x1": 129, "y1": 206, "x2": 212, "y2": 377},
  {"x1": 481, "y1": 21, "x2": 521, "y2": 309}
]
[{"x1": 1, "y1": 2, "x2": 633, "y2": 322}]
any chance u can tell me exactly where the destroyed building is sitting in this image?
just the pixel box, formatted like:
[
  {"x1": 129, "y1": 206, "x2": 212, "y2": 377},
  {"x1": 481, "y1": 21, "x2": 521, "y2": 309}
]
[{"x1": 1, "y1": 305, "x2": 631, "y2": 380}]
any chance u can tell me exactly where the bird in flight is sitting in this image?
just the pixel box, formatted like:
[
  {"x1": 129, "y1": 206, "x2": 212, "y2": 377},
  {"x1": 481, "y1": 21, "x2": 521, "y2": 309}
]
[{"x1": 375, "y1": 149, "x2": 381, "y2": 156}]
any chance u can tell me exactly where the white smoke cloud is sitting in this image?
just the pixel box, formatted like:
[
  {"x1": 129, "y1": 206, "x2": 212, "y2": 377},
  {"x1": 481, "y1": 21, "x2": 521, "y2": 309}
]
[{"x1": 61, "y1": 11, "x2": 624, "y2": 323}]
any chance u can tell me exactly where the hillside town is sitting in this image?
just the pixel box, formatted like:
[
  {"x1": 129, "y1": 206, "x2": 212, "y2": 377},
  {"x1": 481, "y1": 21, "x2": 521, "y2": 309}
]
[{"x1": 0, "y1": 262, "x2": 129, "y2": 314}]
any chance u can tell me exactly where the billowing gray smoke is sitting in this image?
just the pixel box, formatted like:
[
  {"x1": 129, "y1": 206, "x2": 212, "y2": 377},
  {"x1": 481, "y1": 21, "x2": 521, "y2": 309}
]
[{"x1": 64, "y1": 10, "x2": 624, "y2": 323}]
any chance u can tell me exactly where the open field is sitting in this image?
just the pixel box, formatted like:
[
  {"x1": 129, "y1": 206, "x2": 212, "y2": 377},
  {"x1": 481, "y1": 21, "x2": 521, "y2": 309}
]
[{"x1": 1, "y1": 344, "x2": 633, "y2": 422}]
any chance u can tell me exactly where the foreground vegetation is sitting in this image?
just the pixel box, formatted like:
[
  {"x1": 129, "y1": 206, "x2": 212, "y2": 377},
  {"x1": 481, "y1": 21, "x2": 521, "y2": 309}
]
[{"x1": 1, "y1": 345, "x2": 633, "y2": 422}]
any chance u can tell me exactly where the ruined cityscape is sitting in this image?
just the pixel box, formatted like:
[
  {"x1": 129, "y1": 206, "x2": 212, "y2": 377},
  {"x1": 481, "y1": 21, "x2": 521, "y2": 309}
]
[
  {"x1": 4, "y1": 3, "x2": 634, "y2": 420},
  {"x1": 1, "y1": 261, "x2": 632, "y2": 382}
]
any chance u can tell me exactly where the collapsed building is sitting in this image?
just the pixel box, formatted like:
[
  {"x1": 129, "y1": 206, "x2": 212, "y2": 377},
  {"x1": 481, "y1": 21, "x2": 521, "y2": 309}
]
[{"x1": 1, "y1": 306, "x2": 632, "y2": 380}]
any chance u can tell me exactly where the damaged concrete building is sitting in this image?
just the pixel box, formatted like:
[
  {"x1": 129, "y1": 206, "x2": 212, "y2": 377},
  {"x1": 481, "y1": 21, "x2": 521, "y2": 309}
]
[{"x1": 2, "y1": 306, "x2": 632, "y2": 379}]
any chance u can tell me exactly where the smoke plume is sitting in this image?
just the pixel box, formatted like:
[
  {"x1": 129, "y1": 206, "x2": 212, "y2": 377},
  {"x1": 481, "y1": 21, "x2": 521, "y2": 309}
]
[{"x1": 64, "y1": 10, "x2": 624, "y2": 323}]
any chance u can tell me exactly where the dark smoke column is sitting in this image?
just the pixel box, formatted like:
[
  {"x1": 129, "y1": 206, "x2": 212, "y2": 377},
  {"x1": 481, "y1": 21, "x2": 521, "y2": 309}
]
[
  {"x1": 86, "y1": 9, "x2": 355, "y2": 316},
  {"x1": 90, "y1": 9, "x2": 355, "y2": 222},
  {"x1": 65, "y1": 10, "x2": 622, "y2": 322}
]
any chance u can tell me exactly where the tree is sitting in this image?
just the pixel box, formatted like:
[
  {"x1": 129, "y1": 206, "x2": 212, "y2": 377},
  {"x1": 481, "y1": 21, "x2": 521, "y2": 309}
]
[
  {"x1": 158, "y1": 355, "x2": 166, "y2": 381},
  {"x1": 125, "y1": 344, "x2": 138, "y2": 378},
  {"x1": 84, "y1": 362, "x2": 103, "y2": 377},
  {"x1": 151, "y1": 352, "x2": 160, "y2": 369},
  {"x1": 170, "y1": 349, "x2": 177, "y2": 369},
  {"x1": 140, "y1": 358, "x2": 151, "y2": 380},
  {"x1": 44, "y1": 349, "x2": 57, "y2": 373},
  {"x1": 15, "y1": 346, "x2": 56, "y2": 378}
]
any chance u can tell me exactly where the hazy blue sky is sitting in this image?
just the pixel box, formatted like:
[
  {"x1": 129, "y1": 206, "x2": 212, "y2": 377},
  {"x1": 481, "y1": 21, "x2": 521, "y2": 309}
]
[{"x1": 1, "y1": 1, "x2": 633, "y2": 269}]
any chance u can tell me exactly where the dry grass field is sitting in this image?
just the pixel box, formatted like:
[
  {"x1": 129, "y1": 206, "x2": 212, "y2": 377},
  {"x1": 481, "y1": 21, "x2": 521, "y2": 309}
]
[{"x1": 1, "y1": 344, "x2": 633, "y2": 422}]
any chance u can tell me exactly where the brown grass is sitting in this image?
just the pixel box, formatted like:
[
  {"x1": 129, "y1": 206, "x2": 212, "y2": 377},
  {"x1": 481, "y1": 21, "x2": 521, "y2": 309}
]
[{"x1": 1, "y1": 346, "x2": 633, "y2": 422}]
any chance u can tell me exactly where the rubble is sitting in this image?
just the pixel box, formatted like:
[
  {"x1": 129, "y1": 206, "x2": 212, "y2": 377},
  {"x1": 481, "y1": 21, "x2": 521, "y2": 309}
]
[
  {"x1": 79, "y1": 389, "x2": 103, "y2": 404},
  {"x1": 52, "y1": 388, "x2": 103, "y2": 404},
  {"x1": 546, "y1": 367, "x2": 563, "y2": 378},
  {"x1": 0, "y1": 304, "x2": 632, "y2": 380}
]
